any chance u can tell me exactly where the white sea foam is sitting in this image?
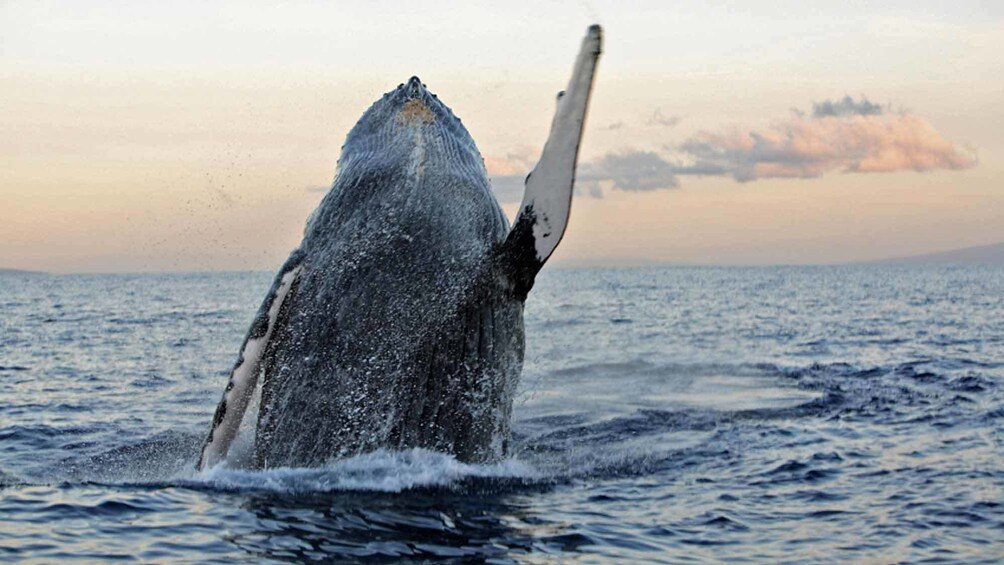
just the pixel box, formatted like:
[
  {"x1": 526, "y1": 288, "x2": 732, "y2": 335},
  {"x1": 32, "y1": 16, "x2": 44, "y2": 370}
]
[{"x1": 184, "y1": 448, "x2": 541, "y2": 494}]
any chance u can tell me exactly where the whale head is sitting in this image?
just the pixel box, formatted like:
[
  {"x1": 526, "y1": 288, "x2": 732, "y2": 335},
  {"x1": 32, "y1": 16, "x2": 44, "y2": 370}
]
[{"x1": 336, "y1": 76, "x2": 486, "y2": 179}]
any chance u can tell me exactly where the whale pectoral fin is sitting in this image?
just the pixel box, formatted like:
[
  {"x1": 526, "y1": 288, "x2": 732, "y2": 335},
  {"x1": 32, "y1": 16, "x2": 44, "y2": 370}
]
[
  {"x1": 499, "y1": 25, "x2": 602, "y2": 299},
  {"x1": 196, "y1": 252, "x2": 304, "y2": 470}
]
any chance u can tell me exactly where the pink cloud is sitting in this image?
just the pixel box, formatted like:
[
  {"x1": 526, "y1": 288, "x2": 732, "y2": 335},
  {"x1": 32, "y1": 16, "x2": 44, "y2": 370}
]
[
  {"x1": 484, "y1": 97, "x2": 978, "y2": 200},
  {"x1": 679, "y1": 111, "x2": 977, "y2": 182}
]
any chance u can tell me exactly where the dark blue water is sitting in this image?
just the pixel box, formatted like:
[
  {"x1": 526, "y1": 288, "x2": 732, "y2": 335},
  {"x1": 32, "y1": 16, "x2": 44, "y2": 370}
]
[{"x1": 1, "y1": 266, "x2": 1002, "y2": 562}]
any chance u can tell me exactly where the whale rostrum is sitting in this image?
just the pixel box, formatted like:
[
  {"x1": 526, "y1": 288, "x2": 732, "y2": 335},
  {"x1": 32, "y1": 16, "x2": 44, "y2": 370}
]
[{"x1": 197, "y1": 25, "x2": 602, "y2": 470}]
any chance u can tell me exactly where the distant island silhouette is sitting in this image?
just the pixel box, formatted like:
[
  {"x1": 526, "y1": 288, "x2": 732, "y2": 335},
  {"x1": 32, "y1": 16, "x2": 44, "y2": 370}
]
[{"x1": 870, "y1": 242, "x2": 1004, "y2": 266}]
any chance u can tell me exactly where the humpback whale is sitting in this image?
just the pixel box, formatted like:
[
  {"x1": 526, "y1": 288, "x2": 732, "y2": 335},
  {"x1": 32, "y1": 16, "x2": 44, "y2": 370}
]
[{"x1": 197, "y1": 25, "x2": 602, "y2": 470}]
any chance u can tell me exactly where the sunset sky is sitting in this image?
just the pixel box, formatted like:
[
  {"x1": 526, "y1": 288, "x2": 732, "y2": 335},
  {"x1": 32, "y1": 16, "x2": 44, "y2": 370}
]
[{"x1": 2, "y1": 1, "x2": 1001, "y2": 272}]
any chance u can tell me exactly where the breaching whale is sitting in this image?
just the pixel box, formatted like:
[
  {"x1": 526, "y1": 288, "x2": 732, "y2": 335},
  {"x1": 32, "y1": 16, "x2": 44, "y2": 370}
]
[{"x1": 197, "y1": 25, "x2": 602, "y2": 470}]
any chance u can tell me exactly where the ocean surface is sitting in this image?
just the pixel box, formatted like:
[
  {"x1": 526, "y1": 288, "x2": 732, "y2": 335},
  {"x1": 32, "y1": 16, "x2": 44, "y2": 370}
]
[{"x1": 1, "y1": 265, "x2": 1002, "y2": 563}]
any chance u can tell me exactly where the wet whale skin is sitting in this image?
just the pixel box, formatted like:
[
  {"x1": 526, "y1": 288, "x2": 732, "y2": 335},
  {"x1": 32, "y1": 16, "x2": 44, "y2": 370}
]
[{"x1": 253, "y1": 82, "x2": 524, "y2": 468}]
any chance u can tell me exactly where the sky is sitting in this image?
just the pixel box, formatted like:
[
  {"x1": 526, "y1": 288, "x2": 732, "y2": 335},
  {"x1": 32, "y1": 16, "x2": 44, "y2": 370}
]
[{"x1": 1, "y1": 0, "x2": 1002, "y2": 272}]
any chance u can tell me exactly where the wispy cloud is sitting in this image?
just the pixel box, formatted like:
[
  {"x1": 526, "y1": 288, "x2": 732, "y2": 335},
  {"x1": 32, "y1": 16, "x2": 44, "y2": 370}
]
[
  {"x1": 487, "y1": 96, "x2": 977, "y2": 201},
  {"x1": 647, "y1": 109, "x2": 681, "y2": 128}
]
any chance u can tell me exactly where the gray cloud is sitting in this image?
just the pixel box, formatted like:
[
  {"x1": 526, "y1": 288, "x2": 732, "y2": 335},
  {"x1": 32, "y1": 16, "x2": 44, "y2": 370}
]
[
  {"x1": 578, "y1": 151, "x2": 681, "y2": 191},
  {"x1": 489, "y1": 173, "x2": 609, "y2": 203},
  {"x1": 489, "y1": 151, "x2": 684, "y2": 202},
  {"x1": 488, "y1": 175, "x2": 527, "y2": 203},
  {"x1": 488, "y1": 151, "x2": 683, "y2": 202},
  {"x1": 811, "y1": 95, "x2": 885, "y2": 118}
]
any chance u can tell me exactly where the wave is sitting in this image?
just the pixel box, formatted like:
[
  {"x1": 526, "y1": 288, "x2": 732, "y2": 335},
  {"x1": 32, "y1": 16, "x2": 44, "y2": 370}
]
[{"x1": 5, "y1": 358, "x2": 997, "y2": 499}]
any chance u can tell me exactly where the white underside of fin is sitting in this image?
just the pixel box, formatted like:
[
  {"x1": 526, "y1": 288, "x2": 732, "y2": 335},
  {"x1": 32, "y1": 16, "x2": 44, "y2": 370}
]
[
  {"x1": 517, "y1": 25, "x2": 602, "y2": 262},
  {"x1": 198, "y1": 265, "x2": 301, "y2": 470}
]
